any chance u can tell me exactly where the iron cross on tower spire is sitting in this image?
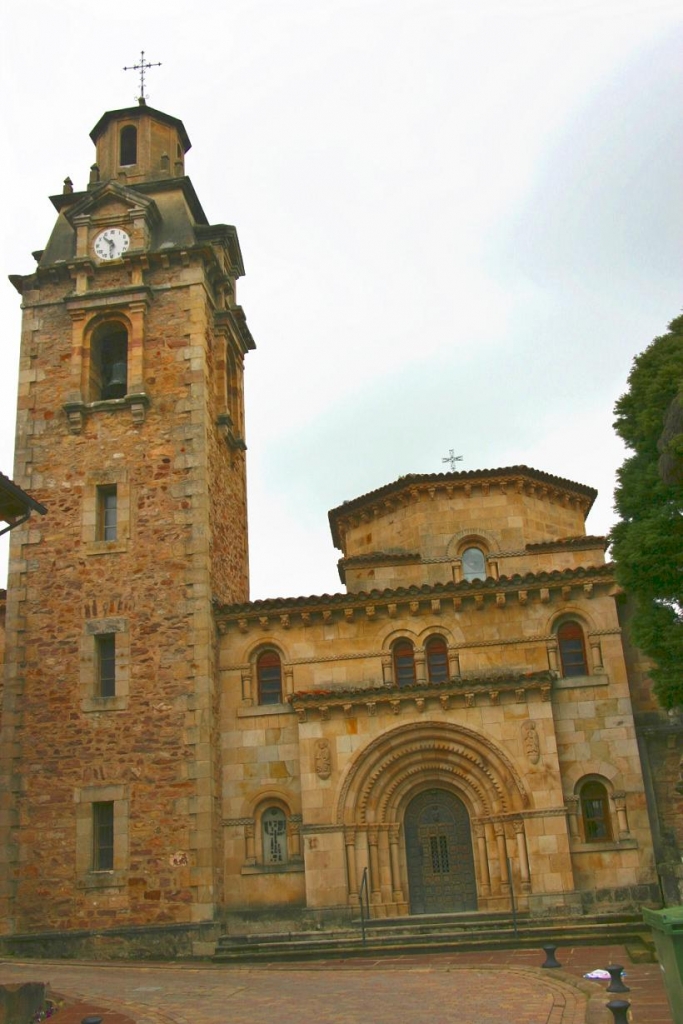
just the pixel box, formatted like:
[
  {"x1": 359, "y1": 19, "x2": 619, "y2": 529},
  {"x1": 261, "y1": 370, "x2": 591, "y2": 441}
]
[{"x1": 123, "y1": 50, "x2": 162, "y2": 102}]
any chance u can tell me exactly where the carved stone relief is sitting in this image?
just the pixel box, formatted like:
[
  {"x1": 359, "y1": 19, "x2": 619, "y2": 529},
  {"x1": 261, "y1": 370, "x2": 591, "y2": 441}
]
[
  {"x1": 314, "y1": 739, "x2": 332, "y2": 779},
  {"x1": 521, "y1": 720, "x2": 540, "y2": 764}
]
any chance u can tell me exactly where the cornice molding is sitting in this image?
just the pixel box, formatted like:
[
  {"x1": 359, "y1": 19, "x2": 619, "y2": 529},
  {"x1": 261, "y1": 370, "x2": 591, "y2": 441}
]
[
  {"x1": 216, "y1": 564, "x2": 616, "y2": 634},
  {"x1": 288, "y1": 671, "x2": 554, "y2": 723}
]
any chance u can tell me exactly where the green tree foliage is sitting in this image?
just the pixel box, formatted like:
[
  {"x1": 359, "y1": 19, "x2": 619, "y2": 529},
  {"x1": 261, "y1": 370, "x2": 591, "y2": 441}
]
[{"x1": 611, "y1": 315, "x2": 683, "y2": 707}]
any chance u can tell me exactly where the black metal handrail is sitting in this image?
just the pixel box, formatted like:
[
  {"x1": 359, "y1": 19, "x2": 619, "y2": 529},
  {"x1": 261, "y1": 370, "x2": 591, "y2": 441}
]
[{"x1": 359, "y1": 866, "x2": 370, "y2": 945}]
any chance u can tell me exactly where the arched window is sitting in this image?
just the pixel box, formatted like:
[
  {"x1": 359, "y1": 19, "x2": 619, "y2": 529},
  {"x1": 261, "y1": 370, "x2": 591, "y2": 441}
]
[
  {"x1": 558, "y1": 621, "x2": 588, "y2": 677},
  {"x1": 580, "y1": 780, "x2": 612, "y2": 842},
  {"x1": 90, "y1": 322, "x2": 128, "y2": 401},
  {"x1": 120, "y1": 125, "x2": 137, "y2": 166},
  {"x1": 462, "y1": 546, "x2": 486, "y2": 582},
  {"x1": 257, "y1": 650, "x2": 282, "y2": 705},
  {"x1": 261, "y1": 807, "x2": 287, "y2": 864},
  {"x1": 393, "y1": 639, "x2": 416, "y2": 687},
  {"x1": 426, "y1": 636, "x2": 449, "y2": 683}
]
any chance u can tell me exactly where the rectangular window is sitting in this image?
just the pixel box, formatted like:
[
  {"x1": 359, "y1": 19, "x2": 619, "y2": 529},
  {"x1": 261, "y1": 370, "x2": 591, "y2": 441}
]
[
  {"x1": 96, "y1": 633, "x2": 116, "y2": 697},
  {"x1": 97, "y1": 485, "x2": 117, "y2": 541},
  {"x1": 92, "y1": 801, "x2": 114, "y2": 870}
]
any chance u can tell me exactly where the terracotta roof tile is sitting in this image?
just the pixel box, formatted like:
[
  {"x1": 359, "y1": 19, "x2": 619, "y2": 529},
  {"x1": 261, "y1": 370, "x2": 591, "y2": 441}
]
[
  {"x1": 526, "y1": 535, "x2": 608, "y2": 553},
  {"x1": 289, "y1": 669, "x2": 554, "y2": 703},
  {"x1": 217, "y1": 563, "x2": 614, "y2": 618},
  {"x1": 328, "y1": 465, "x2": 597, "y2": 549}
]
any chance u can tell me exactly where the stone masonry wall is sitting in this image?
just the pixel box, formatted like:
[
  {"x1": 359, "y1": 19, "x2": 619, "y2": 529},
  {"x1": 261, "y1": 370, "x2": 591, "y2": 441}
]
[{"x1": 0, "y1": 243, "x2": 244, "y2": 934}]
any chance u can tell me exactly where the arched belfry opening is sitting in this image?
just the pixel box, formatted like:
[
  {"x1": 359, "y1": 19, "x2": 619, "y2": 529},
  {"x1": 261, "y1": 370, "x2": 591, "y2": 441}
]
[
  {"x1": 336, "y1": 722, "x2": 530, "y2": 918},
  {"x1": 90, "y1": 321, "x2": 128, "y2": 401},
  {"x1": 119, "y1": 125, "x2": 137, "y2": 166}
]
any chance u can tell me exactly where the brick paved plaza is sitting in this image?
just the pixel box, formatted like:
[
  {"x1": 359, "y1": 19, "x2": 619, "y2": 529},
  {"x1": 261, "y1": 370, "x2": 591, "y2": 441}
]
[{"x1": 0, "y1": 944, "x2": 674, "y2": 1024}]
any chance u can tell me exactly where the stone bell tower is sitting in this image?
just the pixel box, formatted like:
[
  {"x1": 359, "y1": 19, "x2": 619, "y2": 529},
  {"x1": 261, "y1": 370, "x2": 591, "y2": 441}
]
[{"x1": 0, "y1": 97, "x2": 254, "y2": 947}]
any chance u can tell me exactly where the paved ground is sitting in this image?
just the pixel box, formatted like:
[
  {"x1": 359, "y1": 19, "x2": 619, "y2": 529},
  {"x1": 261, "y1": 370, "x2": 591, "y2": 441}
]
[{"x1": 0, "y1": 944, "x2": 674, "y2": 1024}]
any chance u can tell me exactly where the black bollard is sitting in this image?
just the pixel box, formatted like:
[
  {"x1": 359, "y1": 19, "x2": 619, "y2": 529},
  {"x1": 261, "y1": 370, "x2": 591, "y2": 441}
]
[
  {"x1": 605, "y1": 964, "x2": 630, "y2": 993},
  {"x1": 541, "y1": 943, "x2": 562, "y2": 968},
  {"x1": 81, "y1": 1018, "x2": 103, "y2": 1024},
  {"x1": 606, "y1": 1000, "x2": 630, "y2": 1024}
]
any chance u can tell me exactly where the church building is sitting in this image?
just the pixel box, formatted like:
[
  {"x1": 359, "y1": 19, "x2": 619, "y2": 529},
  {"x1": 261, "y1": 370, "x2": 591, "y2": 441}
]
[{"x1": 0, "y1": 98, "x2": 680, "y2": 958}]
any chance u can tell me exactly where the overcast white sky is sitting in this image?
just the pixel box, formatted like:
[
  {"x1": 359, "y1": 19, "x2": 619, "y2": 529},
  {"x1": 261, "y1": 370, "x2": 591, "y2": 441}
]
[{"x1": 1, "y1": 0, "x2": 681, "y2": 600}]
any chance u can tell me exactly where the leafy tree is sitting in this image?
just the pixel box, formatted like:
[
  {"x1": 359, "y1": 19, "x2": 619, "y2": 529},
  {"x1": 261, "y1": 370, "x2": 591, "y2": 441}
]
[{"x1": 611, "y1": 315, "x2": 683, "y2": 707}]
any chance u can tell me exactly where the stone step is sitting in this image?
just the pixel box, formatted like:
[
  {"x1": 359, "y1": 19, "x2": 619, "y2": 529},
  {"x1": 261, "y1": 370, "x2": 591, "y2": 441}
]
[{"x1": 213, "y1": 915, "x2": 651, "y2": 963}]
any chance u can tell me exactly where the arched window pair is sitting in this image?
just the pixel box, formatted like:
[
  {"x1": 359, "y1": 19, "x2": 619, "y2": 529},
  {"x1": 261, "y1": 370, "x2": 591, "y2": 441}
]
[
  {"x1": 392, "y1": 637, "x2": 449, "y2": 687},
  {"x1": 256, "y1": 650, "x2": 283, "y2": 705},
  {"x1": 557, "y1": 620, "x2": 588, "y2": 677}
]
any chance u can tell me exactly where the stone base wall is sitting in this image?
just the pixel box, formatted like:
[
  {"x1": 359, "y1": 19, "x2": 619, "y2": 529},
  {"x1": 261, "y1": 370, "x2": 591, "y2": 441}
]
[
  {"x1": 0, "y1": 921, "x2": 221, "y2": 961},
  {"x1": 579, "y1": 882, "x2": 662, "y2": 914},
  {"x1": 218, "y1": 903, "x2": 354, "y2": 936}
]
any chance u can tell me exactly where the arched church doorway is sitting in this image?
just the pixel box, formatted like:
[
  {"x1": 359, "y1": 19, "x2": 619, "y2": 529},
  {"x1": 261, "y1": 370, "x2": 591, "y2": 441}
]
[{"x1": 404, "y1": 788, "x2": 477, "y2": 915}]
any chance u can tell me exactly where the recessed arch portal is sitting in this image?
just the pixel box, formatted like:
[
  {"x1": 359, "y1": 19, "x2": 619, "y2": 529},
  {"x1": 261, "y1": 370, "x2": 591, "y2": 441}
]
[{"x1": 336, "y1": 721, "x2": 530, "y2": 827}]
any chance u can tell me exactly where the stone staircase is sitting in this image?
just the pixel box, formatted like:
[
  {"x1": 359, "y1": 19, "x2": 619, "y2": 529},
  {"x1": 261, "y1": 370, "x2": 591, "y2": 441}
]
[{"x1": 213, "y1": 910, "x2": 654, "y2": 963}]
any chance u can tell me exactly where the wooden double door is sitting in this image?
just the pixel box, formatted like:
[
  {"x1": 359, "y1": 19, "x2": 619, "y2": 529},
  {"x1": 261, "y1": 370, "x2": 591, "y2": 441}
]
[{"x1": 404, "y1": 789, "x2": 477, "y2": 915}]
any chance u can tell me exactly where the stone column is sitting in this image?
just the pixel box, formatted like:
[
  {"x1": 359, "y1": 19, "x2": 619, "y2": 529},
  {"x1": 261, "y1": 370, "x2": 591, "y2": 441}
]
[
  {"x1": 345, "y1": 828, "x2": 358, "y2": 901},
  {"x1": 546, "y1": 641, "x2": 559, "y2": 673},
  {"x1": 367, "y1": 826, "x2": 382, "y2": 904},
  {"x1": 494, "y1": 823, "x2": 509, "y2": 893},
  {"x1": 388, "y1": 823, "x2": 404, "y2": 903},
  {"x1": 613, "y1": 791, "x2": 630, "y2": 838},
  {"x1": 244, "y1": 821, "x2": 256, "y2": 865},
  {"x1": 589, "y1": 639, "x2": 603, "y2": 671},
  {"x1": 289, "y1": 817, "x2": 302, "y2": 859},
  {"x1": 68, "y1": 308, "x2": 87, "y2": 401},
  {"x1": 473, "y1": 822, "x2": 491, "y2": 896},
  {"x1": 414, "y1": 653, "x2": 426, "y2": 684},
  {"x1": 566, "y1": 796, "x2": 580, "y2": 840},
  {"x1": 128, "y1": 300, "x2": 147, "y2": 392},
  {"x1": 513, "y1": 818, "x2": 531, "y2": 893},
  {"x1": 284, "y1": 666, "x2": 294, "y2": 699}
]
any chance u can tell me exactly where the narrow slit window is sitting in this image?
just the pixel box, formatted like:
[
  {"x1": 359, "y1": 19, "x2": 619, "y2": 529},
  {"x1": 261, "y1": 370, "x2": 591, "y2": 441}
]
[
  {"x1": 96, "y1": 633, "x2": 116, "y2": 698},
  {"x1": 92, "y1": 801, "x2": 114, "y2": 870},
  {"x1": 97, "y1": 485, "x2": 117, "y2": 541}
]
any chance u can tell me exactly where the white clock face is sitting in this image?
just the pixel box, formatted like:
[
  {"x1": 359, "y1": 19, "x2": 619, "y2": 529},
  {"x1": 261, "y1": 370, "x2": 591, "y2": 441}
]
[{"x1": 93, "y1": 228, "x2": 130, "y2": 261}]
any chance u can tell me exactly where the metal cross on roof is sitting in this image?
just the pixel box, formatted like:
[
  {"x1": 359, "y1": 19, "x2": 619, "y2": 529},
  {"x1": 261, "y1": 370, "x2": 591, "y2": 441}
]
[
  {"x1": 442, "y1": 449, "x2": 463, "y2": 471},
  {"x1": 123, "y1": 50, "x2": 162, "y2": 101}
]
